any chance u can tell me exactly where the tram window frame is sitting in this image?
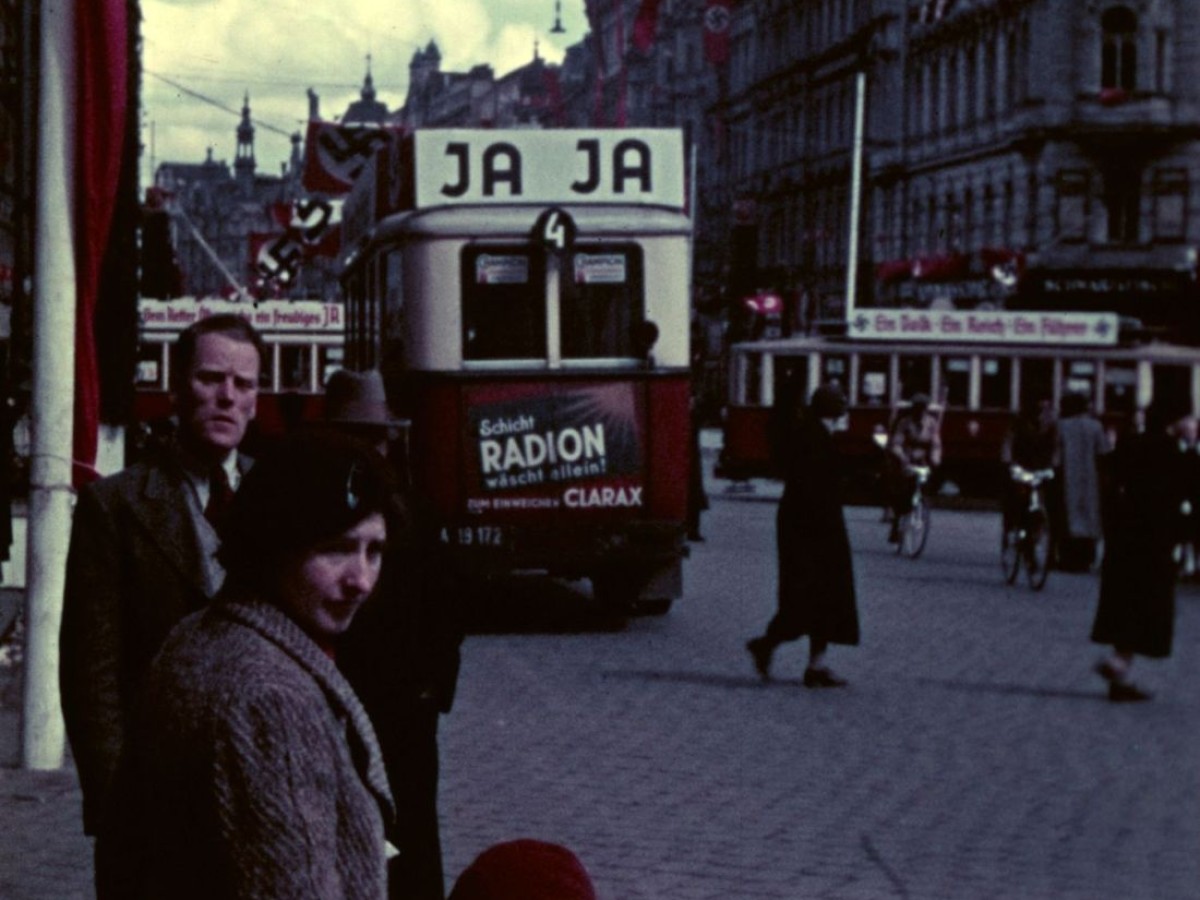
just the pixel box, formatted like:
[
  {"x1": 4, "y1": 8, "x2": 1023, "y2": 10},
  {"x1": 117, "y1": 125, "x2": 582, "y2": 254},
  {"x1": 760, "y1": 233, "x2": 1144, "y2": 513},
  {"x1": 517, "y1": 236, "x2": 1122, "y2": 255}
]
[
  {"x1": 821, "y1": 354, "x2": 850, "y2": 395},
  {"x1": 137, "y1": 341, "x2": 165, "y2": 388},
  {"x1": 773, "y1": 356, "x2": 809, "y2": 410},
  {"x1": 561, "y1": 245, "x2": 645, "y2": 361},
  {"x1": 461, "y1": 246, "x2": 547, "y2": 362},
  {"x1": 279, "y1": 343, "x2": 312, "y2": 392}
]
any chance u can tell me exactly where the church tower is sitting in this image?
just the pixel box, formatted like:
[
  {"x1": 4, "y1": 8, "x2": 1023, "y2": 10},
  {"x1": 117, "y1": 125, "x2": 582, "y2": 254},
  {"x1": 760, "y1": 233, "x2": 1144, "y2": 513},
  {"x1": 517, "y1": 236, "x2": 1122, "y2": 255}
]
[{"x1": 235, "y1": 92, "x2": 256, "y2": 194}]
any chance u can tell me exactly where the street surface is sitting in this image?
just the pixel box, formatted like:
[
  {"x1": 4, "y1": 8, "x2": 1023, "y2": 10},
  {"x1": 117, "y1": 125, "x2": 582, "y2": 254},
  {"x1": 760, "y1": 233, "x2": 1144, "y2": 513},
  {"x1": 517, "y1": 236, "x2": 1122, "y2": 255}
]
[
  {"x1": 437, "y1": 495, "x2": 1200, "y2": 900},
  {"x1": 2, "y1": 474, "x2": 1199, "y2": 898}
]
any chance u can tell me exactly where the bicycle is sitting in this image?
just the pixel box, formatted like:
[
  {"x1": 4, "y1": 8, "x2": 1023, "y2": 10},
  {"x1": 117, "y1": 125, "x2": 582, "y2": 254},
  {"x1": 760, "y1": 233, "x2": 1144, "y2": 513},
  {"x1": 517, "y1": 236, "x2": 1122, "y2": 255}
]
[
  {"x1": 1001, "y1": 465, "x2": 1055, "y2": 590},
  {"x1": 895, "y1": 464, "x2": 932, "y2": 558}
]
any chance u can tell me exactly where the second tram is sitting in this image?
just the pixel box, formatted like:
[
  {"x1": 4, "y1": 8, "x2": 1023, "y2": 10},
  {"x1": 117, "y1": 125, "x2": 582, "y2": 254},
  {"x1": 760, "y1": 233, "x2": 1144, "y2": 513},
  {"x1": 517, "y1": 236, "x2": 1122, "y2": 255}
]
[
  {"x1": 340, "y1": 128, "x2": 693, "y2": 610},
  {"x1": 719, "y1": 321, "x2": 1200, "y2": 498}
]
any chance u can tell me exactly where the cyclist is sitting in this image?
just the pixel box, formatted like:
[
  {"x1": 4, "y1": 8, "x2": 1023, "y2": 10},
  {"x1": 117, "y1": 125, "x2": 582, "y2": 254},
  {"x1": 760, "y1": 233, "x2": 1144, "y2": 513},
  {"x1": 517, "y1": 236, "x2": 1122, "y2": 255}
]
[
  {"x1": 885, "y1": 393, "x2": 942, "y2": 542},
  {"x1": 1000, "y1": 395, "x2": 1059, "y2": 535}
]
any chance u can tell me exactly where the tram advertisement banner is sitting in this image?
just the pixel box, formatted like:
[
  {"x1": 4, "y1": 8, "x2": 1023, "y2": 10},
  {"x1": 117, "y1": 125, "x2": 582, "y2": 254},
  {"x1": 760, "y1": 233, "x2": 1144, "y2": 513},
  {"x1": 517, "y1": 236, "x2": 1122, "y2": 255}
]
[{"x1": 463, "y1": 382, "x2": 646, "y2": 514}]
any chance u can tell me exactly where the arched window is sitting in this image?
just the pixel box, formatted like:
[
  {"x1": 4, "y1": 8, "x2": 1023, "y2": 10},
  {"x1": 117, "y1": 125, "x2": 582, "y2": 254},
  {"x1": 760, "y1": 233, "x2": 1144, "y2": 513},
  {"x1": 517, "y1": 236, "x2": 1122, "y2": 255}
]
[{"x1": 1101, "y1": 6, "x2": 1137, "y2": 91}]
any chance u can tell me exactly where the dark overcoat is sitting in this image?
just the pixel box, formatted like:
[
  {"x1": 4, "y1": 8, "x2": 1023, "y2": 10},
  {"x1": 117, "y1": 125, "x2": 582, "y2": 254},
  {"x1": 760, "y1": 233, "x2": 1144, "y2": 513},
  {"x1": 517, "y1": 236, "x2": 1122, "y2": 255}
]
[
  {"x1": 1091, "y1": 430, "x2": 1186, "y2": 657},
  {"x1": 99, "y1": 593, "x2": 394, "y2": 900},
  {"x1": 771, "y1": 411, "x2": 859, "y2": 645},
  {"x1": 60, "y1": 451, "x2": 250, "y2": 834}
]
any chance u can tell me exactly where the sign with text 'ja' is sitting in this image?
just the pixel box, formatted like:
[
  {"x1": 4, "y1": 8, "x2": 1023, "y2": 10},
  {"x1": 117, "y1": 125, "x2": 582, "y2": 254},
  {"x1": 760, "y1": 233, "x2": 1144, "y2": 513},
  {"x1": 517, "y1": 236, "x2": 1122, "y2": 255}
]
[{"x1": 412, "y1": 129, "x2": 685, "y2": 210}]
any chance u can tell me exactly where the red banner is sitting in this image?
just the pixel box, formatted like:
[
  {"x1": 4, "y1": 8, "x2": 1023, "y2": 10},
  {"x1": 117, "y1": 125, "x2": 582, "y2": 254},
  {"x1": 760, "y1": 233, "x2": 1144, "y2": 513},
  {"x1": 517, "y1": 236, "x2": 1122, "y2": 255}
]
[
  {"x1": 703, "y1": 0, "x2": 732, "y2": 66},
  {"x1": 632, "y1": 0, "x2": 662, "y2": 53},
  {"x1": 75, "y1": 0, "x2": 129, "y2": 484},
  {"x1": 302, "y1": 120, "x2": 403, "y2": 195}
]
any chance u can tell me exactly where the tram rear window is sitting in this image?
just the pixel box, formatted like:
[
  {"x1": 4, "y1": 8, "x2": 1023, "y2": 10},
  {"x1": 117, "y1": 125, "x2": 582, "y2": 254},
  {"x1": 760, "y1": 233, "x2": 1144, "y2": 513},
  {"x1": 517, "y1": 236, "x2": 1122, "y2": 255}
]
[
  {"x1": 461, "y1": 249, "x2": 546, "y2": 361},
  {"x1": 562, "y1": 247, "x2": 644, "y2": 359}
]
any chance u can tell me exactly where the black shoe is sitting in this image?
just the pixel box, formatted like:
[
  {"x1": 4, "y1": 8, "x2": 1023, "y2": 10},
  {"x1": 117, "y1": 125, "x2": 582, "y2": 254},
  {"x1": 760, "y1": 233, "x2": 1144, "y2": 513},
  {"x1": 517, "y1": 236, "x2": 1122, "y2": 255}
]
[
  {"x1": 803, "y1": 667, "x2": 848, "y2": 689},
  {"x1": 1108, "y1": 681, "x2": 1153, "y2": 703},
  {"x1": 1094, "y1": 660, "x2": 1121, "y2": 682},
  {"x1": 746, "y1": 638, "x2": 773, "y2": 681},
  {"x1": 688, "y1": 531, "x2": 705, "y2": 542},
  {"x1": 887, "y1": 524, "x2": 901, "y2": 544}
]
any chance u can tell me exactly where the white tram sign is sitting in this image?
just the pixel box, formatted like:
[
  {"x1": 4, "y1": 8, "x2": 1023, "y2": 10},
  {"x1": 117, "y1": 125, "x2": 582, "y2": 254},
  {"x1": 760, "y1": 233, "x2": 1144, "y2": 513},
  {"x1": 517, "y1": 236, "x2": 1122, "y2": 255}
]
[
  {"x1": 412, "y1": 129, "x2": 686, "y2": 210},
  {"x1": 847, "y1": 308, "x2": 1120, "y2": 347}
]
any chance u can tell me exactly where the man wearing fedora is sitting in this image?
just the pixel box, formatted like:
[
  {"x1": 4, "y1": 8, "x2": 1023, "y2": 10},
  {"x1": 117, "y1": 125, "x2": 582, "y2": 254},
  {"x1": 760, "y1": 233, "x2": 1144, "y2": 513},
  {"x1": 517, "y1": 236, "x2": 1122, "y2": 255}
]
[{"x1": 327, "y1": 368, "x2": 464, "y2": 900}]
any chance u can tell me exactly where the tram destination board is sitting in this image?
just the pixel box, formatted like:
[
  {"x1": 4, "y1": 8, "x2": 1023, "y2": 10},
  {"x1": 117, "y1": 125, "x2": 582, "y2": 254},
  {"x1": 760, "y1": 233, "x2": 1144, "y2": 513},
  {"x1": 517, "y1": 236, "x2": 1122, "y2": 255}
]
[{"x1": 411, "y1": 129, "x2": 686, "y2": 210}]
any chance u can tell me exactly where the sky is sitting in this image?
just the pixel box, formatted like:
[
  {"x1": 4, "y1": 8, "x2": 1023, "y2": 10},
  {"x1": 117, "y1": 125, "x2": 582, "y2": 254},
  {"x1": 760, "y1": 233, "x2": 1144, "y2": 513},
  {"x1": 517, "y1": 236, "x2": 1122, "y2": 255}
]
[{"x1": 140, "y1": 0, "x2": 591, "y2": 186}]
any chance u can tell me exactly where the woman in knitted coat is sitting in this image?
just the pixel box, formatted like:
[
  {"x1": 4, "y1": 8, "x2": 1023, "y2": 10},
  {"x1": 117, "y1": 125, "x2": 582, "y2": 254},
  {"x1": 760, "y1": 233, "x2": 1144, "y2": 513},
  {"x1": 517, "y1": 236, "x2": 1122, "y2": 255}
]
[{"x1": 98, "y1": 433, "x2": 401, "y2": 899}]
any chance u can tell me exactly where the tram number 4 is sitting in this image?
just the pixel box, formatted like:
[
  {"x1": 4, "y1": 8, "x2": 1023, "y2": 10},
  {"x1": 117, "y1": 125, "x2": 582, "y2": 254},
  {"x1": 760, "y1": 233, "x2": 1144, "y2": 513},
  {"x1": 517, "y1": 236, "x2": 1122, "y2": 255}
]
[
  {"x1": 440, "y1": 525, "x2": 505, "y2": 547},
  {"x1": 533, "y1": 207, "x2": 576, "y2": 253}
]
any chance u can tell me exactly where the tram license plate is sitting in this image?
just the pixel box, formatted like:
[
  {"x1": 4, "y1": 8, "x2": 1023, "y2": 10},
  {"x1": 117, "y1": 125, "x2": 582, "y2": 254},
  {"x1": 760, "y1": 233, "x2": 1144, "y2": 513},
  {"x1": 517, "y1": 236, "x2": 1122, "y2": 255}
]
[{"x1": 441, "y1": 525, "x2": 507, "y2": 548}]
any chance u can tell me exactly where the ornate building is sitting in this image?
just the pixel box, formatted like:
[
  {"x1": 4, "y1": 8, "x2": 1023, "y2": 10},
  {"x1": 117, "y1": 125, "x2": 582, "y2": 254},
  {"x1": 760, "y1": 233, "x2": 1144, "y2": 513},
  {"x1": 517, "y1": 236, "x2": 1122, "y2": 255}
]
[{"x1": 716, "y1": 0, "x2": 1200, "y2": 342}]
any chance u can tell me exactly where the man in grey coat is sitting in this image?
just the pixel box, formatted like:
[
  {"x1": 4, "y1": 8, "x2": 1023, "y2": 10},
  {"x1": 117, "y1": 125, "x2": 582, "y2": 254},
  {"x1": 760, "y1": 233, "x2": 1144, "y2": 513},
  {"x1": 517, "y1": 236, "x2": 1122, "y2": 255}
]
[{"x1": 60, "y1": 314, "x2": 263, "y2": 841}]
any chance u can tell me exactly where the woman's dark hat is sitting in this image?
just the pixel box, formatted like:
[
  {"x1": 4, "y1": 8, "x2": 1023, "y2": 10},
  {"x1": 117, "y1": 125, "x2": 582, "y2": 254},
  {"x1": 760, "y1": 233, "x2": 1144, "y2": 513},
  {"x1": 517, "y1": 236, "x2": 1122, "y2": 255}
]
[
  {"x1": 324, "y1": 369, "x2": 405, "y2": 429},
  {"x1": 809, "y1": 384, "x2": 848, "y2": 419},
  {"x1": 218, "y1": 432, "x2": 397, "y2": 580}
]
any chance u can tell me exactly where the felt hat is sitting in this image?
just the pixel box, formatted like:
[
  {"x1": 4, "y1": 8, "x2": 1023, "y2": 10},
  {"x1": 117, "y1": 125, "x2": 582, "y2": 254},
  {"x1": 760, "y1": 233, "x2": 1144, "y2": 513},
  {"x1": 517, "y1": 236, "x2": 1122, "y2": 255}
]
[
  {"x1": 324, "y1": 369, "x2": 404, "y2": 429},
  {"x1": 218, "y1": 432, "x2": 398, "y2": 581},
  {"x1": 809, "y1": 384, "x2": 848, "y2": 419},
  {"x1": 448, "y1": 840, "x2": 597, "y2": 900}
]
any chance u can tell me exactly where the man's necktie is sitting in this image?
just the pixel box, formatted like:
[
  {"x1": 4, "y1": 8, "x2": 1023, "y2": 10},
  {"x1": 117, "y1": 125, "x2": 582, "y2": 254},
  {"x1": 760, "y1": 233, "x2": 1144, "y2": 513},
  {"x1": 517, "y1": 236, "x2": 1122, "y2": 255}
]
[{"x1": 204, "y1": 465, "x2": 235, "y2": 530}]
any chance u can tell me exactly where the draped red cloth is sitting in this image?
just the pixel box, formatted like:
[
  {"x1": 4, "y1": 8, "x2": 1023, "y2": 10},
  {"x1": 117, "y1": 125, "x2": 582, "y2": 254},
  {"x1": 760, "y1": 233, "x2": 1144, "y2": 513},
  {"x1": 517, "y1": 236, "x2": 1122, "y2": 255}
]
[{"x1": 74, "y1": 0, "x2": 129, "y2": 486}]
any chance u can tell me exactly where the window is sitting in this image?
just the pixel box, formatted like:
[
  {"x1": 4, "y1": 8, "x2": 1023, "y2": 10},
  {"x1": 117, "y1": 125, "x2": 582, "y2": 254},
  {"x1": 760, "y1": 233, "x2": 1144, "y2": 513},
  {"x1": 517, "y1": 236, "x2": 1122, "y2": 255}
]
[
  {"x1": 462, "y1": 248, "x2": 546, "y2": 361},
  {"x1": 1103, "y1": 362, "x2": 1137, "y2": 415},
  {"x1": 1065, "y1": 359, "x2": 1097, "y2": 400},
  {"x1": 857, "y1": 355, "x2": 890, "y2": 407},
  {"x1": 137, "y1": 342, "x2": 164, "y2": 388},
  {"x1": 939, "y1": 356, "x2": 971, "y2": 408},
  {"x1": 821, "y1": 353, "x2": 850, "y2": 394},
  {"x1": 280, "y1": 345, "x2": 311, "y2": 391},
  {"x1": 1152, "y1": 168, "x2": 1187, "y2": 241},
  {"x1": 1103, "y1": 169, "x2": 1141, "y2": 244},
  {"x1": 1101, "y1": 6, "x2": 1137, "y2": 91},
  {"x1": 898, "y1": 355, "x2": 933, "y2": 402},
  {"x1": 980, "y1": 357, "x2": 1012, "y2": 410},
  {"x1": 562, "y1": 247, "x2": 644, "y2": 360},
  {"x1": 1055, "y1": 171, "x2": 1089, "y2": 242}
]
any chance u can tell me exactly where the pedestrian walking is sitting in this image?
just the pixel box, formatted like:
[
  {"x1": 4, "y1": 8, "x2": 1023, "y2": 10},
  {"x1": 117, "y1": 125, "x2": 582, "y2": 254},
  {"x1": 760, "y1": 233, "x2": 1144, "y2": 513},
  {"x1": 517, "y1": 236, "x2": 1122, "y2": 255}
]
[
  {"x1": 1091, "y1": 393, "x2": 1195, "y2": 702},
  {"x1": 746, "y1": 381, "x2": 859, "y2": 687},
  {"x1": 1055, "y1": 391, "x2": 1109, "y2": 571},
  {"x1": 60, "y1": 315, "x2": 264, "y2": 850},
  {"x1": 97, "y1": 432, "x2": 400, "y2": 898},
  {"x1": 328, "y1": 369, "x2": 464, "y2": 900}
]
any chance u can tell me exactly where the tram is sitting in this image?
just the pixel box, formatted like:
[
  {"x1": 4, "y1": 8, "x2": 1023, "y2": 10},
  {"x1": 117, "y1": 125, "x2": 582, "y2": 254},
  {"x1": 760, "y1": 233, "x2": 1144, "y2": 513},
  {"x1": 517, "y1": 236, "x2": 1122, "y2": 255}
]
[
  {"x1": 719, "y1": 308, "x2": 1200, "y2": 497},
  {"x1": 134, "y1": 296, "x2": 345, "y2": 433},
  {"x1": 339, "y1": 128, "x2": 693, "y2": 611}
]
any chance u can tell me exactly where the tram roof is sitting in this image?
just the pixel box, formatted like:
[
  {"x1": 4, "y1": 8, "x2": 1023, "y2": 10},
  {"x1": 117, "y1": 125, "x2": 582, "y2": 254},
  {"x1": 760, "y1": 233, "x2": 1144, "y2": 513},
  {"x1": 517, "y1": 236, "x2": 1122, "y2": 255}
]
[
  {"x1": 343, "y1": 204, "x2": 692, "y2": 270},
  {"x1": 730, "y1": 334, "x2": 1200, "y2": 363}
]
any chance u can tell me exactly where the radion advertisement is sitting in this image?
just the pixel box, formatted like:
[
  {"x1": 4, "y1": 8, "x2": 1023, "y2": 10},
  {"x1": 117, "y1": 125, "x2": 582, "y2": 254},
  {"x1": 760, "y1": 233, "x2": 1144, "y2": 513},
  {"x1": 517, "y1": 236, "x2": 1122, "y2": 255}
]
[{"x1": 464, "y1": 383, "x2": 645, "y2": 516}]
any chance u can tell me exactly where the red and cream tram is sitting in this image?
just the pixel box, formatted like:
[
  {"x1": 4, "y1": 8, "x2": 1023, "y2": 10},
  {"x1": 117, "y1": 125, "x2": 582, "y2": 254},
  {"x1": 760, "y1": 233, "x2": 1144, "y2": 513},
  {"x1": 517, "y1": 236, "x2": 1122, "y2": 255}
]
[
  {"x1": 719, "y1": 309, "x2": 1200, "y2": 497},
  {"x1": 339, "y1": 129, "x2": 693, "y2": 611}
]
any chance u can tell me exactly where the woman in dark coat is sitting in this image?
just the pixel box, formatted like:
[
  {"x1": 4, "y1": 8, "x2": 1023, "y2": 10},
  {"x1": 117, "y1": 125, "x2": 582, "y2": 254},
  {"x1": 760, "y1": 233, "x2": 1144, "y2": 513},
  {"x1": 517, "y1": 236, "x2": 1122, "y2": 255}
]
[
  {"x1": 746, "y1": 382, "x2": 860, "y2": 687},
  {"x1": 99, "y1": 434, "x2": 401, "y2": 898},
  {"x1": 1091, "y1": 393, "x2": 1194, "y2": 702}
]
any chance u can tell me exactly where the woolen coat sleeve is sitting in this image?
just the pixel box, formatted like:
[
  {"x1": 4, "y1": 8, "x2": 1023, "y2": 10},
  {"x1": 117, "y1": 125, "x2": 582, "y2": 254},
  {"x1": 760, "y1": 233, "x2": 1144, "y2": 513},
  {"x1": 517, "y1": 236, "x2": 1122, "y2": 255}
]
[
  {"x1": 209, "y1": 683, "x2": 386, "y2": 900},
  {"x1": 60, "y1": 483, "x2": 126, "y2": 835}
]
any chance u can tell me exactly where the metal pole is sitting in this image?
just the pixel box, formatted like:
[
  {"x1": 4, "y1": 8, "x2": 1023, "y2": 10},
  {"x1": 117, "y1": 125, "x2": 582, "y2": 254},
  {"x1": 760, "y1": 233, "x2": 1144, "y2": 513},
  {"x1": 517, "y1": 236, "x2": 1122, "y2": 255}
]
[
  {"x1": 844, "y1": 69, "x2": 867, "y2": 322},
  {"x1": 22, "y1": 0, "x2": 76, "y2": 769}
]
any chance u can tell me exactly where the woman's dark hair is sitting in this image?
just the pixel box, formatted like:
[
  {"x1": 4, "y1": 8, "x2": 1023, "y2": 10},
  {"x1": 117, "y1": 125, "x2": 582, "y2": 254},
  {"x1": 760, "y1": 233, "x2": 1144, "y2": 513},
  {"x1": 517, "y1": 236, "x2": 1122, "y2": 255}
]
[
  {"x1": 218, "y1": 432, "x2": 402, "y2": 588},
  {"x1": 171, "y1": 314, "x2": 266, "y2": 392}
]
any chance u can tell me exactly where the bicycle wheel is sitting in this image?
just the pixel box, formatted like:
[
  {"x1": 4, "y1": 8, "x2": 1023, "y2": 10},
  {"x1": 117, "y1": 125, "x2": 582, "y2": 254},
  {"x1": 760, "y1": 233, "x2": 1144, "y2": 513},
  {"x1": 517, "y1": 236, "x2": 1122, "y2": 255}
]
[
  {"x1": 1001, "y1": 526, "x2": 1022, "y2": 584},
  {"x1": 900, "y1": 499, "x2": 930, "y2": 558},
  {"x1": 1024, "y1": 511, "x2": 1052, "y2": 590}
]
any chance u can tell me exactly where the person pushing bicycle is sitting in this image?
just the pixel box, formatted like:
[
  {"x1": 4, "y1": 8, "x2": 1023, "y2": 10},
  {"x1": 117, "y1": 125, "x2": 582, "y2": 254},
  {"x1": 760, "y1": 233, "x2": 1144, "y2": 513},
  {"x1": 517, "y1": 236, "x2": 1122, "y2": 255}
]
[{"x1": 885, "y1": 393, "x2": 943, "y2": 543}]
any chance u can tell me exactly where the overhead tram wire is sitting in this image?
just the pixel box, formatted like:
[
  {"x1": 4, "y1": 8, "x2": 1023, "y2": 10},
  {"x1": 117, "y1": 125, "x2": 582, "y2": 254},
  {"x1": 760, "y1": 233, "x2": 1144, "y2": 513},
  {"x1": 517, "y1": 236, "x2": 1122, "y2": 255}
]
[{"x1": 146, "y1": 70, "x2": 297, "y2": 138}]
